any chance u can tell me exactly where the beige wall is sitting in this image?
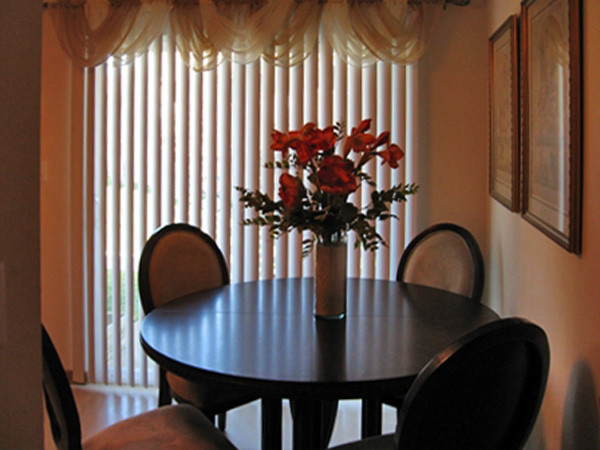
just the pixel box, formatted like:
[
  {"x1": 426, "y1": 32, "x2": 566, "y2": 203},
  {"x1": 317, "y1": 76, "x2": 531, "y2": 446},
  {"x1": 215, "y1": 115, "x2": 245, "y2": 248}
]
[
  {"x1": 487, "y1": 0, "x2": 600, "y2": 448},
  {"x1": 0, "y1": 1, "x2": 42, "y2": 448},
  {"x1": 40, "y1": 12, "x2": 83, "y2": 376},
  {"x1": 413, "y1": 0, "x2": 490, "y2": 249}
]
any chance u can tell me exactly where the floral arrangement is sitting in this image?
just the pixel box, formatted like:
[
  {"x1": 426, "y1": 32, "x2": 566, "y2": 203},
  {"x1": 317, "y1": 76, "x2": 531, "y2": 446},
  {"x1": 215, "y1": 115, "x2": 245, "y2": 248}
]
[{"x1": 236, "y1": 119, "x2": 418, "y2": 255}]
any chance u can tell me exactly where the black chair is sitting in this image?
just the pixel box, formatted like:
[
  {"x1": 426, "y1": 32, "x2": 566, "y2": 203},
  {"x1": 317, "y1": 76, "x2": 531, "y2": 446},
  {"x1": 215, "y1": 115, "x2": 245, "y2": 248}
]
[
  {"x1": 42, "y1": 325, "x2": 236, "y2": 450},
  {"x1": 397, "y1": 222, "x2": 484, "y2": 302},
  {"x1": 138, "y1": 223, "x2": 258, "y2": 431},
  {"x1": 338, "y1": 318, "x2": 550, "y2": 450}
]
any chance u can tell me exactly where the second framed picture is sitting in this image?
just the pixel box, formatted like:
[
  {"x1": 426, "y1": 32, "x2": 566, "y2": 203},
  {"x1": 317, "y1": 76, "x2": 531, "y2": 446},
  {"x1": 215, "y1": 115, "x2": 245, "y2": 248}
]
[
  {"x1": 489, "y1": 15, "x2": 520, "y2": 211},
  {"x1": 521, "y1": 0, "x2": 582, "y2": 253}
]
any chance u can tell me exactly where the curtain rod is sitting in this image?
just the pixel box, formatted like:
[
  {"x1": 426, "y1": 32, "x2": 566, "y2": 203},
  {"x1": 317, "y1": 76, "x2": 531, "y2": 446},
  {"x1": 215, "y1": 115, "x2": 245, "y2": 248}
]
[{"x1": 43, "y1": 0, "x2": 470, "y2": 9}]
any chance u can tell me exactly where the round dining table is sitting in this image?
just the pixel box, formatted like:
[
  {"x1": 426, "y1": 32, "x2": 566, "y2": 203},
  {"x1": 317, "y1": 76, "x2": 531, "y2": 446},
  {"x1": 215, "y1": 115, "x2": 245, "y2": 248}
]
[{"x1": 140, "y1": 277, "x2": 499, "y2": 450}]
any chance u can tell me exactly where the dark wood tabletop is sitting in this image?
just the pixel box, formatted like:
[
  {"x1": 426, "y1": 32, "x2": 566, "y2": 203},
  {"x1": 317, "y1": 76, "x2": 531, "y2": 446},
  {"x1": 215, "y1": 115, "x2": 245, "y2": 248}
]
[{"x1": 140, "y1": 277, "x2": 499, "y2": 449}]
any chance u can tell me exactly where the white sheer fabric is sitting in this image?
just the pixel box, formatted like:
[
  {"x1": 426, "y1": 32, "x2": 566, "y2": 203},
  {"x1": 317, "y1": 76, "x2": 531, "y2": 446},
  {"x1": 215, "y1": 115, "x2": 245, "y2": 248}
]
[
  {"x1": 323, "y1": 1, "x2": 441, "y2": 66},
  {"x1": 46, "y1": 0, "x2": 455, "y2": 69}
]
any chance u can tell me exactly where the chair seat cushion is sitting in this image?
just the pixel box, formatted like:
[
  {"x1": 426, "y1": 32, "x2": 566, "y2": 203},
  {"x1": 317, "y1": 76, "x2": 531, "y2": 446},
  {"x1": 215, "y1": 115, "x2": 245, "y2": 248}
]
[
  {"x1": 83, "y1": 404, "x2": 236, "y2": 449},
  {"x1": 167, "y1": 371, "x2": 258, "y2": 413}
]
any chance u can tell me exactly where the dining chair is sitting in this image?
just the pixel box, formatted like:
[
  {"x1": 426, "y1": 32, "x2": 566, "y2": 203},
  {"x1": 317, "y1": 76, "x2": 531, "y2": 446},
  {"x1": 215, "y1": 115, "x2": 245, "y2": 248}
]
[
  {"x1": 138, "y1": 223, "x2": 258, "y2": 431},
  {"x1": 396, "y1": 222, "x2": 484, "y2": 302},
  {"x1": 42, "y1": 325, "x2": 236, "y2": 450},
  {"x1": 337, "y1": 318, "x2": 550, "y2": 450},
  {"x1": 361, "y1": 222, "x2": 486, "y2": 437}
]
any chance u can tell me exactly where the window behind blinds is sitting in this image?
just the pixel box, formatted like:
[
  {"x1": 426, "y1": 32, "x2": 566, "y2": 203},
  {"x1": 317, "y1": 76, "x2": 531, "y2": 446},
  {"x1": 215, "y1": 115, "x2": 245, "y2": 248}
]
[{"x1": 82, "y1": 29, "x2": 417, "y2": 386}]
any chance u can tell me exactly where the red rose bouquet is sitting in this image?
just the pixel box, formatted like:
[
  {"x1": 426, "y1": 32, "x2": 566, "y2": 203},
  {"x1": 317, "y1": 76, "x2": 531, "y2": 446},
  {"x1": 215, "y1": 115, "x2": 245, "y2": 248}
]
[{"x1": 237, "y1": 119, "x2": 418, "y2": 255}]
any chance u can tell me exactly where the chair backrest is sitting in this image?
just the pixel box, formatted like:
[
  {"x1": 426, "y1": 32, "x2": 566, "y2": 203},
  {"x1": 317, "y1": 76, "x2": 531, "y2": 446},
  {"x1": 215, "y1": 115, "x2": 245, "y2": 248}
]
[
  {"x1": 138, "y1": 223, "x2": 230, "y2": 313},
  {"x1": 42, "y1": 325, "x2": 83, "y2": 450},
  {"x1": 395, "y1": 318, "x2": 550, "y2": 450},
  {"x1": 397, "y1": 222, "x2": 484, "y2": 302}
]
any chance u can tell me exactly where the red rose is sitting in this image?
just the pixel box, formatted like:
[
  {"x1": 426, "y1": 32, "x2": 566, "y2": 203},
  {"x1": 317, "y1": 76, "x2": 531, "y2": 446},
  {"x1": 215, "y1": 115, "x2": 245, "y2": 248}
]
[
  {"x1": 279, "y1": 173, "x2": 303, "y2": 210},
  {"x1": 317, "y1": 155, "x2": 358, "y2": 195}
]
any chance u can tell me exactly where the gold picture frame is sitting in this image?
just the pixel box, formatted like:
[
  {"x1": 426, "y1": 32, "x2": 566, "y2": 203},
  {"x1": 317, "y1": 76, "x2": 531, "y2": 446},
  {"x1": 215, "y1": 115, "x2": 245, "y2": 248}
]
[
  {"x1": 521, "y1": 0, "x2": 582, "y2": 253},
  {"x1": 489, "y1": 15, "x2": 520, "y2": 211}
]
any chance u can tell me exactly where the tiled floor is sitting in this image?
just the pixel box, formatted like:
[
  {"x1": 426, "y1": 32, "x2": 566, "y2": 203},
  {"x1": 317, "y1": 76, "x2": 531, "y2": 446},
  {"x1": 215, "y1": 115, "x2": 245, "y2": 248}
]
[{"x1": 44, "y1": 384, "x2": 397, "y2": 449}]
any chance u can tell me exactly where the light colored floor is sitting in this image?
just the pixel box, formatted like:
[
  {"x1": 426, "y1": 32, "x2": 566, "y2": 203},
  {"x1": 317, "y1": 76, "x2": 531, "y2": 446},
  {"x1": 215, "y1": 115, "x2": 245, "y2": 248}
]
[{"x1": 44, "y1": 384, "x2": 397, "y2": 449}]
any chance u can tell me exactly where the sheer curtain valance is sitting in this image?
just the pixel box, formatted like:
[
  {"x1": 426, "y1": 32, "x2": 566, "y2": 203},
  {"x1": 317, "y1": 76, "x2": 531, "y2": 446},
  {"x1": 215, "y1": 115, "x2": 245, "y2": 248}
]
[{"x1": 46, "y1": 0, "x2": 469, "y2": 70}]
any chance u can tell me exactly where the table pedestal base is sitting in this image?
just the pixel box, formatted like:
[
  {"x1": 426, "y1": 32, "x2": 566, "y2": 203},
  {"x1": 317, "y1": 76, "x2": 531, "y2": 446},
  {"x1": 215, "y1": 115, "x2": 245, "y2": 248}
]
[{"x1": 290, "y1": 399, "x2": 338, "y2": 450}]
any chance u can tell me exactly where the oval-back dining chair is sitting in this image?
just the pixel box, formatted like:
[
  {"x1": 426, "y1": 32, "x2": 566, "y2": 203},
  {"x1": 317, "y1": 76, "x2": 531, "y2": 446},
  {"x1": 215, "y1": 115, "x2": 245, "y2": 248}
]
[
  {"x1": 362, "y1": 223, "x2": 486, "y2": 435},
  {"x1": 42, "y1": 325, "x2": 236, "y2": 450},
  {"x1": 397, "y1": 222, "x2": 485, "y2": 302},
  {"x1": 337, "y1": 318, "x2": 550, "y2": 450},
  {"x1": 138, "y1": 223, "x2": 258, "y2": 431}
]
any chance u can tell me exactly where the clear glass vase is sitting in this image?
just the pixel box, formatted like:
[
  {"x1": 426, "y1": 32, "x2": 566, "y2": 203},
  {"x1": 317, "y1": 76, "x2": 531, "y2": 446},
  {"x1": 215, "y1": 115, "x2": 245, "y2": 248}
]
[{"x1": 314, "y1": 232, "x2": 347, "y2": 320}]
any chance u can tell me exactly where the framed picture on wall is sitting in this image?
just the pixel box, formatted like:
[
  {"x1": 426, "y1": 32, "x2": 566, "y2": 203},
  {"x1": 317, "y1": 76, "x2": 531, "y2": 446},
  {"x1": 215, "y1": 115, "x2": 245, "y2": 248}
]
[
  {"x1": 521, "y1": 0, "x2": 582, "y2": 253},
  {"x1": 489, "y1": 15, "x2": 520, "y2": 211}
]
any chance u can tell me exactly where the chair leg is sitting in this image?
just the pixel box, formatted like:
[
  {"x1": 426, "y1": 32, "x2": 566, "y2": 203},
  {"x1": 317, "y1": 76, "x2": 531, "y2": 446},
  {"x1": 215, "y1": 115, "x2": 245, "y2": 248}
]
[
  {"x1": 261, "y1": 398, "x2": 282, "y2": 450},
  {"x1": 321, "y1": 400, "x2": 338, "y2": 446},
  {"x1": 158, "y1": 368, "x2": 173, "y2": 407},
  {"x1": 361, "y1": 398, "x2": 382, "y2": 438},
  {"x1": 204, "y1": 412, "x2": 216, "y2": 426},
  {"x1": 217, "y1": 412, "x2": 227, "y2": 431}
]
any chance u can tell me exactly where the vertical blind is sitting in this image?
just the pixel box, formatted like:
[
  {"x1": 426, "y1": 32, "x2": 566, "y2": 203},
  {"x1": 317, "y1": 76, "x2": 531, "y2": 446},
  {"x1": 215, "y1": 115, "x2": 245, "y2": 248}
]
[{"x1": 83, "y1": 28, "x2": 416, "y2": 386}]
